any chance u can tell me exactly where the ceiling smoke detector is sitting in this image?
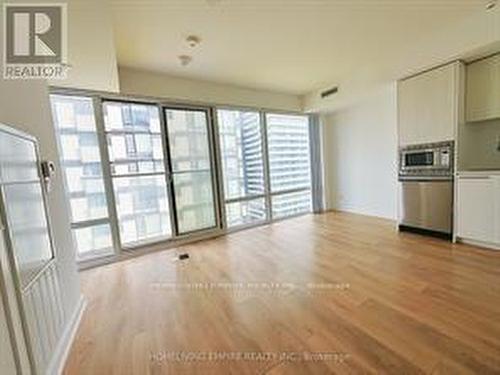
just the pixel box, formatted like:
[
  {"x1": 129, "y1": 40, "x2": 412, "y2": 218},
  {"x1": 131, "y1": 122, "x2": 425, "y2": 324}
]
[
  {"x1": 178, "y1": 55, "x2": 192, "y2": 66},
  {"x1": 486, "y1": 0, "x2": 497, "y2": 9},
  {"x1": 186, "y1": 35, "x2": 201, "y2": 48}
]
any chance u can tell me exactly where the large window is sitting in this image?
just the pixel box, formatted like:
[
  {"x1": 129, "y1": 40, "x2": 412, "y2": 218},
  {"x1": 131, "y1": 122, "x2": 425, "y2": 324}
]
[
  {"x1": 218, "y1": 109, "x2": 267, "y2": 227},
  {"x1": 51, "y1": 91, "x2": 314, "y2": 262},
  {"x1": 266, "y1": 113, "x2": 312, "y2": 218},
  {"x1": 103, "y1": 101, "x2": 171, "y2": 246},
  {"x1": 218, "y1": 110, "x2": 313, "y2": 227},
  {"x1": 51, "y1": 95, "x2": 113, "y2": 259}
]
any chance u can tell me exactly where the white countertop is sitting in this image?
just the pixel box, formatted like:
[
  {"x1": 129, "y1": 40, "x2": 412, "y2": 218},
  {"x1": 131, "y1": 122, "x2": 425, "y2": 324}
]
[{"x1": 457, "y1": 170, "x2": 500, "y2": 177}]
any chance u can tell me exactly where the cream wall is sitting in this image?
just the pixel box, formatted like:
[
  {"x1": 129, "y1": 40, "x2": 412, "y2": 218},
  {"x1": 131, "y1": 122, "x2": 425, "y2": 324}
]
[
  {"x1": 321, "y1": 83, "x2": 398, "y2": 219},
  {"x1": 303, "y1": 5, "x2": 500, "y2": 113},
  {"x1": 119, "y1": 67, "x2": 302, "y2": 112},
  {"x1": 49, "y1": 0, "x2": 120, "y2": 92}
]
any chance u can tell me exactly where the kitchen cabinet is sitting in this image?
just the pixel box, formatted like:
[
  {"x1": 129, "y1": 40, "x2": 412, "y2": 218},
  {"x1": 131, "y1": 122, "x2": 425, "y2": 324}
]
[
  {"x1": 466, "y1": 54, "x2": 500, "y2": 123},
  {"x1": 456, "y1": 174, "x2": 500, "y2": 248},
  {"x1": 398, "y1": 62, "x2": 460, "y2": 146}
]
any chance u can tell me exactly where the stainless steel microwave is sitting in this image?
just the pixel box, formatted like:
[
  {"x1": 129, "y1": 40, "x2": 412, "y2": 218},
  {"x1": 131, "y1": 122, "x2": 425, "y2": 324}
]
[{"x1": 399, "y1": 141, "x2": 453, "y2": 178}]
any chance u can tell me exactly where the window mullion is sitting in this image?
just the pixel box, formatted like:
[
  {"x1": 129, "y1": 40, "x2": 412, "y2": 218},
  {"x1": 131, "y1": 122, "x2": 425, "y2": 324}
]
[
  {"x1": 158, "y1": 104, "x2": 179, "y2": 237},
  {"x1": 261, "y1": 111, "x2": 272, "y2": 223},
  {"x1": 209, "y1": 107, "x2": 227, "y2": 230},
  {"x1": 93, "y1": 96, "x2": 122, "y2": 255}
]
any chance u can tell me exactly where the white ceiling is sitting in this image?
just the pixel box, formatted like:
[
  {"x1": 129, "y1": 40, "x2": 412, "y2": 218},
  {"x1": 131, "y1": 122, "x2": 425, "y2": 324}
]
[{"x1": 111, "y1": 0, "x2": 488, "y2": 95}]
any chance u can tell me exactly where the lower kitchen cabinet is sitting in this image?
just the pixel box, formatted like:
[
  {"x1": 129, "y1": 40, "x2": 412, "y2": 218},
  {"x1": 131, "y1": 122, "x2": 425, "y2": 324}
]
[{"x1": 457, "y1": 174, "x2": 500, "y2": 248}]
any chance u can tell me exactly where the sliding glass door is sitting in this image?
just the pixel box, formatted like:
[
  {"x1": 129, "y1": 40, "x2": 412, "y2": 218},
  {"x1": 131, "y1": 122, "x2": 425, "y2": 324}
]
[{"x1": 164, "y1": 107, "x2": 217, "y2": 234}]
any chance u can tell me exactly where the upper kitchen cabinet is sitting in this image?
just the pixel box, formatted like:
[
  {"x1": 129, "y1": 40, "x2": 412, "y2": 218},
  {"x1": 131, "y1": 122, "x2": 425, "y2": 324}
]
[
  {"x1": 466, "y1": 54, "x2": 500, "y2": 123},
  {"x1": 398, "y1": 62, "x2": 461, "y2": 146}
]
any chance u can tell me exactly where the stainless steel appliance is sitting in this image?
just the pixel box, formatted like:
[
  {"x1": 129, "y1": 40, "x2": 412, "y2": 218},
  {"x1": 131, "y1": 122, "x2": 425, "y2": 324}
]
[{"x1": 398, "y1": 141, "x2": 454, "y2": 238}]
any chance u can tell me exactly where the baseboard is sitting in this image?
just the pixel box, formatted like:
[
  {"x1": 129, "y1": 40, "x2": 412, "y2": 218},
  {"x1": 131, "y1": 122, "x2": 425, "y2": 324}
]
[
  {"x1": 456, "y1": 237, "x2": 500, "y2": 251},
  {"x1": 46, "y1": 295, "x2": 86, "y2": 375},
  {"x1": 325, "y1": 207, "x2": 397, "y2": 222}
]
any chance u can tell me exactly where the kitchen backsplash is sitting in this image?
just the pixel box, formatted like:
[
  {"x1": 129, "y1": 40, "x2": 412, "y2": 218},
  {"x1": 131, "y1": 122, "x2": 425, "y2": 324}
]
[{"x1": 458, "y1": 118, "x2": 500, "y2": 171}]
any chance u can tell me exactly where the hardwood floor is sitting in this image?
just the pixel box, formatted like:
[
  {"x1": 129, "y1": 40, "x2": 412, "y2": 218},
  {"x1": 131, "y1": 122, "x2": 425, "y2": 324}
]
[{"x1": 64, "y1": 211, "x2": 500, "y2": 374}]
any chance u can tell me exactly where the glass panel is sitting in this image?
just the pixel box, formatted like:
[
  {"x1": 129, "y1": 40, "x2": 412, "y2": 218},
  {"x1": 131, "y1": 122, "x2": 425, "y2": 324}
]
[
  {"x1": 173, "y1": 171, "x2": 216, "y2": 233},
  {"x1": 104, "y1": 102, "x2": 173, "y2": 246},
  {"x1": 165, "y1": 109, "x2": 211, "y2": 171},
  {"x1": 165, "y1": 108, "x2": 217, "y2": 234},
  {"x1": 103, "y1": 102, "x2": 161, "y2": 132},
  {"x1": 73, "y1": 224, "x2": 113, "y2": 256},
  {"x1": 226, "y1": 199, "x2": 266, "y2": 228},
  {"x1": 405, "y1": 152, "x2": 434, "y2": 167},
  {"x1": 2, "y1": 183, "x2": 53, "y2": 289},
  {"x1": 103, "y1": 102, "x2": 164, "y2": 176},
  {"x1": 50, "y1": 95, "x2": 109, "y2": 223},
  {"x1": 113, "y1": 175, "x2": 171, "y2": 245},
  {"x1": 272, "y1": 190, "x2": 312, "y2": 219},
  {"x1": 217, "y1": 109, "x2": 265, "y2": 200},
  {"x1": 0, "y1": 131, "x2": 38, "y2": 183},
  {"x1": 266, "y1": 114, "x2": 312, "y2": 193}
]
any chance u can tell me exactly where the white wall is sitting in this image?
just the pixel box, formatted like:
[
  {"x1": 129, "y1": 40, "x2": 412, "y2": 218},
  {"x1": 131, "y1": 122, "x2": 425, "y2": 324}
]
[
  {"x1": 119, "y1": 67, "x2": 302, "y2": 112},
  {"x1": 309, "y1": 6, "x2": 499, "y2": 221},
  {"x1": 322, "y1": 83, "x2": 398, "y2": 219}
]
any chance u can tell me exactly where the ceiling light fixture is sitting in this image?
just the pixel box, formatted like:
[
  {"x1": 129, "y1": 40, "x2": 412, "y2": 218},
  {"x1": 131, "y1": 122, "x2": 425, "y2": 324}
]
[
  {"x1": 178, "y1": 55, "x2": 192, "y2": 66},
  {"x1": 186, "y1": 35, "x2": 201, "y2": 48}
]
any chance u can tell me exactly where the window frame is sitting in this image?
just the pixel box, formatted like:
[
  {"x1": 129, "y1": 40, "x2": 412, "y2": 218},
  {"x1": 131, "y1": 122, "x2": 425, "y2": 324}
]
[
  {"x1": 100, "y1": 99, "x2": 175, "y2": 249},
  {"x1": 50, "y1": 87, "x2": 313, "y2": 267},
  {"x1": 265, "y1": 112, "x2": 313, "y2": 221},
  {"x1": 50, "y1": 93, "x2": 116, "y2": 261},
  {"x1": 215, "y1": 108, "x2": 268, "y2": 230},
  {"x1": 216, "y1": 107, "x2": 313, "y2": 231}
]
